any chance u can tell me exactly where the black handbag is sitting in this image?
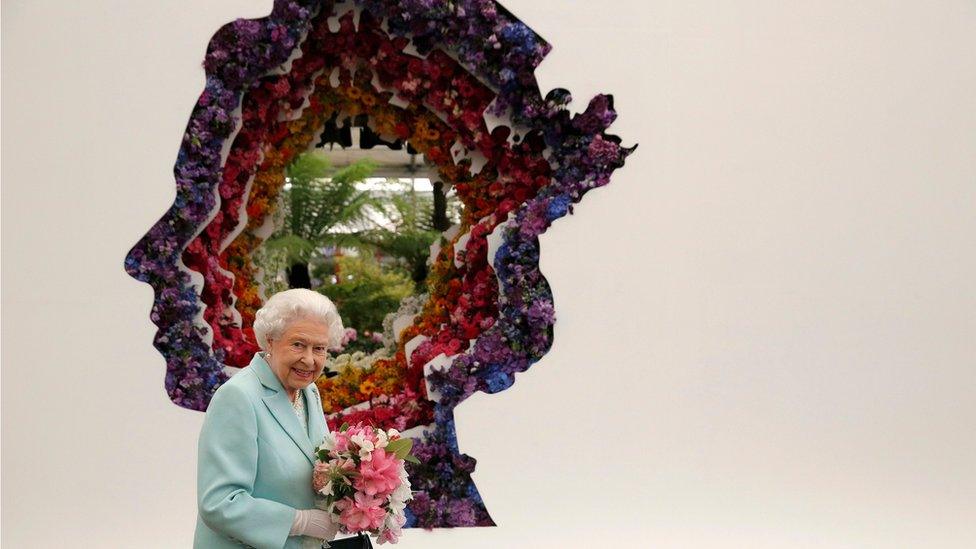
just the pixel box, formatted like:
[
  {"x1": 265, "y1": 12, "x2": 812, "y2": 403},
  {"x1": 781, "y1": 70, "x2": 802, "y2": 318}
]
[{"x1": 322, "y1": 532, "x2": 373, "y2": 549}]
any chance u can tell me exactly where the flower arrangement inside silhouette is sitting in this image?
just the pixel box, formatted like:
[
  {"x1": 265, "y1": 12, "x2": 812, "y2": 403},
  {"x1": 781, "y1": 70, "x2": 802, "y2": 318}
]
[{"x1": 124, "y1": 0, "x2": 633, "y2": 528}]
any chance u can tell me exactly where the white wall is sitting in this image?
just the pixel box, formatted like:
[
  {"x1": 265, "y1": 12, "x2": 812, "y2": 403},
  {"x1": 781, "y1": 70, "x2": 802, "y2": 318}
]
[{"x1": 3, "y1": 1, "x2": 974, "y2": 547}]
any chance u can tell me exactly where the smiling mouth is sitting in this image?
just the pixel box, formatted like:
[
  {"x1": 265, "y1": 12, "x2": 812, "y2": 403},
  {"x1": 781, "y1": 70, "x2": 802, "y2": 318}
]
[{"x1": 293, "y1": 368, "x2": 315, "y2": 379}]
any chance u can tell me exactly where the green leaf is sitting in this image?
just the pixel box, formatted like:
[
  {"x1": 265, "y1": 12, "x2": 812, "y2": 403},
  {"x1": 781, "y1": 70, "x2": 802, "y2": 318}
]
[
  {"x1": 403, "y1": 454, "x2": 421, "y2": 465},
  {"x1": 385, "y1": 438, "x2": 406, "y2": 454},
  {"x1": 385, "y1": 437, "x2": 414, "y2": 459},
  {"x1": 340, "y1": 422, "x2": 349, "y2": 432}
]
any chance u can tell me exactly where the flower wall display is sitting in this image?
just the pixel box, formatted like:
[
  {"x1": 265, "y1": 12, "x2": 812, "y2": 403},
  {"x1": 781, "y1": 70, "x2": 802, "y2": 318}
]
[{"x1": 125, "y1": 0, "x2": 632, "y2": 529}]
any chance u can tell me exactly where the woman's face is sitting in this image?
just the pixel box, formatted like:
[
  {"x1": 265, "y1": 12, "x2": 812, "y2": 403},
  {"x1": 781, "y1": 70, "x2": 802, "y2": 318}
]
[{"x1": 266, "y1": 316, "x2": 331, "y2": 395}]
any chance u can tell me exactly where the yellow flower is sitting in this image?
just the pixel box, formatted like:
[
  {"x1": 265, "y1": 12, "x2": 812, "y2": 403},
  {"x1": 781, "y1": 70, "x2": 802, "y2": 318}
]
[{"x1": 360, "y1": 380, "x2": 376, "y2": 397}]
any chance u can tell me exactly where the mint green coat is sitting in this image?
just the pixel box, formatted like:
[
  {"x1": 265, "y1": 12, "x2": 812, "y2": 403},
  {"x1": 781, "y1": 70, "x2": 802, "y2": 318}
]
[{"x1": 194, "y1": 352, "x2": 330, "y2": 548}]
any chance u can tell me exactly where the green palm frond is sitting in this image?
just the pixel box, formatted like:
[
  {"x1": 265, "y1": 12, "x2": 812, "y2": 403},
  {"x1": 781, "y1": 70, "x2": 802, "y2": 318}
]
[
  {"x1": 275, "y1": 152, "x2": 382, "y2": 247},
  {"x1": 332, "y1": 159, "x2": 377, "y2": 185},
  {"x1": 262, "y1": 234, "x2": 316, "y2": 264},
  {"x1": 360, "y1": 228, "x2": 439, "y2": 263}
]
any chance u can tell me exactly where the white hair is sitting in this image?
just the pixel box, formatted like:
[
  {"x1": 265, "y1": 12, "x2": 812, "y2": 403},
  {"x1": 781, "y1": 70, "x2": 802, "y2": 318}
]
[{"x1": 253, "y1": 288, "x2": 345, "y2": 350}]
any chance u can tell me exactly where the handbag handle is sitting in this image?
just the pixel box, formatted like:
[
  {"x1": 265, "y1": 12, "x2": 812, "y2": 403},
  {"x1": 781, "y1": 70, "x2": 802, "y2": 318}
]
[{"x1": 322, "y1": 531, "x2": 373, "y2": 549}]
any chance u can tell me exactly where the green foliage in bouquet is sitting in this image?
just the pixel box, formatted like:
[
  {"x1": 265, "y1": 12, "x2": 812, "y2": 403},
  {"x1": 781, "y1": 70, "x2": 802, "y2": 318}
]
[{"x1": 385, "y1": 437, "x2": 420, "y2": 465}]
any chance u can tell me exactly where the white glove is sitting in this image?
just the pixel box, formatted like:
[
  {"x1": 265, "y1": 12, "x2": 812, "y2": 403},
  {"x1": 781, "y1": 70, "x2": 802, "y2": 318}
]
[{"x1": 290, "y1": 509, "x2": 339, "y2": 540}]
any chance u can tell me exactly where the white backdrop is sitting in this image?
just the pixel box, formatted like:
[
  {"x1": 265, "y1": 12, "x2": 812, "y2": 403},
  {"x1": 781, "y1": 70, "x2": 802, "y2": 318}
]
[{"x1": 3, "y1": 1, "x2": 975, "y2": 547}]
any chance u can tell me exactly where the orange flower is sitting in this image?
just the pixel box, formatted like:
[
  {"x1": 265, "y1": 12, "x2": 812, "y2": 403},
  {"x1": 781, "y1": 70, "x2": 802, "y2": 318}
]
[{"x1": 360, "y1": 379, "x2": 376, "y2": 398}]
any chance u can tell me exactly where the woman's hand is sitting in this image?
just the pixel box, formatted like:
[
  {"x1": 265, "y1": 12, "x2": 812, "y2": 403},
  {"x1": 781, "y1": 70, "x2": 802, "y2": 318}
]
[{"x1": 290, "y1": 509, "x2": 339, "y2": 541}]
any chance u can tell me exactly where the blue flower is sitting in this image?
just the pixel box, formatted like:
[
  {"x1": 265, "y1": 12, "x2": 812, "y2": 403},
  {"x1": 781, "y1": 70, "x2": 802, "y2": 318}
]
[
  {"x1": 484, "y1": 370, "x2": 512, "y2": 393},
  {"x1": 545, "y1": 194, "x2": 571, "y2": 220}
]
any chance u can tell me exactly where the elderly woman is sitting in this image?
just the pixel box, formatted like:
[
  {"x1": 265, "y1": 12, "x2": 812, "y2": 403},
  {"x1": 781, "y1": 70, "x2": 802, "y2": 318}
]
[{"x1": 194, "y1": 289, "x2": 343, "y2": 548}]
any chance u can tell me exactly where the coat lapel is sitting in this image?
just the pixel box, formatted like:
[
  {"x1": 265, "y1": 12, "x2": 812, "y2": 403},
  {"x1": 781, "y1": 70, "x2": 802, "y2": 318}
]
[
  {"x1": 250, "y1": 353, "x2": 316, "y2": 466},
  {"x1": 305, "y1": 383, "x2": 328, "y2": 452}
]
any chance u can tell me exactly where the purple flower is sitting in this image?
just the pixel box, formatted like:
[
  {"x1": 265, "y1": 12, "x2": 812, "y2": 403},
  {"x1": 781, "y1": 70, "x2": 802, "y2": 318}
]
[
  {"x1": 526, "y1": 299, "x2": 555, "y2": 325},
  {"x1": 587, "y1": 134, "x2": 623, "y2": 167},
  {"x1": 446, "y1": 498, "x2": 478, "y2": 526},
  {"x1": 127, "y1": 0, "x2": 632, "y2": 528}
]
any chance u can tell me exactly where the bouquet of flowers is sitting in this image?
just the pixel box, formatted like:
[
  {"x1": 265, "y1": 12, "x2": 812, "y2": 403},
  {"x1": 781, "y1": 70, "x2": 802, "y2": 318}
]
[{"x1": 313, "y1": 422, "x2": 419, "y2": 544}]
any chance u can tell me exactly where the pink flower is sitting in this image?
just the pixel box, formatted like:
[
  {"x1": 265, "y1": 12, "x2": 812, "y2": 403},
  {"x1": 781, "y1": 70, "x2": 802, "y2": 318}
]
[
  {"x1": 353, "y1": 448, "x2": 402, "y2": 497},
  {"x1": 347, "y1": 422, "x2": 379, "y2": 444},
  {"x1": 334, "y1": 432, "x2": 351, "y2": 453},
  {"x1": 312, "y1": 461, "x2": 330, "y2": 492},
  {"x1": 337, "y1": 422, "x2": 377, "y2": 452},
  {"x1": 377, "y1": 527, "x2": 399, "y2": 544},
  {"x1": 335, "y1": 492, "x2": 386, "y2": 531},
  {"x1": 336, "y1": 457, "x2": 356, "y2": 472}
]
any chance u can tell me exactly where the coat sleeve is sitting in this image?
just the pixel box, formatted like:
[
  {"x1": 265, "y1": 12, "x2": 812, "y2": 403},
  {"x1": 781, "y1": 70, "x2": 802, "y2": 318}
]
[{"x1": 197, "y1": 382, "x2": 296, "y2": 549}]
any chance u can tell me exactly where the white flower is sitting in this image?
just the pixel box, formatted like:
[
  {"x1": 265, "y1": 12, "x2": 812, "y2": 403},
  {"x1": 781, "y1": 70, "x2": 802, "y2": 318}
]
[
  {"x1": 391, "y1": 481, "x2": 412, "y2": 505},
  {"x1": 350, "y1": 433, "x2": 375, "y2": 460},
  {"x1": 383, "y1": 513, "x2": 403, "y2": 533},
  {"x1": 387, "y1": 497, "x2": 407, "y2": 515},
  {"x1": 317, "y1": 431, "x2": 336, "y2": 452}
]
